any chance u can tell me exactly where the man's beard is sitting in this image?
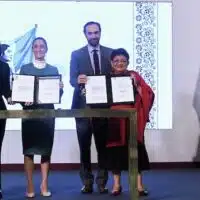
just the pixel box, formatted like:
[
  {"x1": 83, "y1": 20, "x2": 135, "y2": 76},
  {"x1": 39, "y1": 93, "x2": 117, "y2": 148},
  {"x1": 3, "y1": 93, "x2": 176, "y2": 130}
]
[{"x1": 88, "y1": 38, "x2": 100, "y2": 47}]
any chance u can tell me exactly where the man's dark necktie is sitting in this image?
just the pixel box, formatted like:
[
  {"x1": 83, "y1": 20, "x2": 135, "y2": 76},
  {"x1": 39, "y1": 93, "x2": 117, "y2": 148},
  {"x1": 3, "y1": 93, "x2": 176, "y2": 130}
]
[{"x1": 93, "y1": 49, "x2": 100, "y2": 75}]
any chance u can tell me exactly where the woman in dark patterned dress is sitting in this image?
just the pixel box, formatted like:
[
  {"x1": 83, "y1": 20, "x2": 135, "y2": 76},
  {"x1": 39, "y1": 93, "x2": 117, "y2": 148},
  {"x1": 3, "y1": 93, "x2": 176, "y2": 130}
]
[
  {"x1": 106, "y1": 48, "x2": 154, "y2": 196},
  {"x1": 0, "y1": 44, "x2": 13, "y2": 200},
  {"x1": 20, "y1": 37, "x2": 63, "y2": 198}
]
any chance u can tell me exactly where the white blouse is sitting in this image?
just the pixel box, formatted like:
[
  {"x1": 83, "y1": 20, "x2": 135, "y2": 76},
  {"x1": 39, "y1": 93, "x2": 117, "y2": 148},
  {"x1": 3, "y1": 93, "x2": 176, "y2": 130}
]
[{"x1": 33, "y1": 59, "x2": 46, "y2": 69}]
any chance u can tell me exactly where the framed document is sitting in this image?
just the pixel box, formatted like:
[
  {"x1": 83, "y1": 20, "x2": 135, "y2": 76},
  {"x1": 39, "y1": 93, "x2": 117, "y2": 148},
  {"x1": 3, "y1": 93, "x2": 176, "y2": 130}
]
[
  {"x1": 11, "y1": 74, "x2": 35, "y2": 103},
  {"x1": 110, "y1": 75, "x2": 134, "y2": 104},
  {"x1": 85, "y1": 75, "x2": 108, "y2": 104},
  {"x1": 36, "y1": 75, "x2": 61, "y2": 104}
]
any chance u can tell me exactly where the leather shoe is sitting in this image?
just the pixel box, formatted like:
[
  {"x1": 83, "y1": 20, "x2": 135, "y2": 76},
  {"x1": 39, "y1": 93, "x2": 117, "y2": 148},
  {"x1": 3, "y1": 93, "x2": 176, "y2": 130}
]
[
  {"x1": 98, "y1": 186, "x2": 108, "y2": 194},
  {"x1": 81, "y1": 185, "x2": 93, "y2": 194}
]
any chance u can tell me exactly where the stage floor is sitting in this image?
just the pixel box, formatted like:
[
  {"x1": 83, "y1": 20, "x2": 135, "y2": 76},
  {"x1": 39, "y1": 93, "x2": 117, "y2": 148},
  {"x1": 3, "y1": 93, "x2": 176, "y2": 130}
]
[{"x1": 1, "y1": 169, "x2": 200, "y2": 200}]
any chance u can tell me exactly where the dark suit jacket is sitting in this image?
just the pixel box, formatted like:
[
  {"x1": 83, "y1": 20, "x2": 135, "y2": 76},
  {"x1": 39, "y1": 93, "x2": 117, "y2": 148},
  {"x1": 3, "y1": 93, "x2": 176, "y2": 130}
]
[
  {"x1": 0, "y1": 60, "x2": 11, "y2": 110},
  {"x1": 70, "y1": 45, "x2": 113, "y2": 109}
]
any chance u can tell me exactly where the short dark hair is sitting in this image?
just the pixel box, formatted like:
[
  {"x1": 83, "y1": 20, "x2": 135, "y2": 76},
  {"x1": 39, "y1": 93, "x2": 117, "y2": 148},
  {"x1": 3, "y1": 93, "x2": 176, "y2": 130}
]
[
  {"x1": 32, "y1": 37, "x2": 48, "y2": 50},
  {"x1": 110, "y1": 48, "x2": 130, "y2": 61},
  {"x1": 83, "y1": 21, "x2": 101, "y2": 33},
  {"x1": 0, "y1": 44, "x2": 10, "y2": 56}
]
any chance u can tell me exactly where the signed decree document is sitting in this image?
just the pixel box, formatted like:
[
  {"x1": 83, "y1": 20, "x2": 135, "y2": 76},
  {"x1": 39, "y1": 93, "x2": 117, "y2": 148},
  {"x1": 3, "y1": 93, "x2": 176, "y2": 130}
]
[
  {"x1": 111, "y1": 76, "x2": 134, "y2": 103},
  {"x1": 11, "y1": 74, "x2": 35, "y2": 103},
  {"x1": 85, "y1": 75, "x2": 108, "y2": 104},
  {"x1": 37, "y1": 76, "x2": 60, "y2": 104}
]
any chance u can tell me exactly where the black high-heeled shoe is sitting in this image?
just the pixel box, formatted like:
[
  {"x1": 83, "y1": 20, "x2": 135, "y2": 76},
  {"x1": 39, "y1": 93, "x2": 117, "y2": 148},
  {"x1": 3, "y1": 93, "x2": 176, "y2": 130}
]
[
  {"x1": 138, "y1": 189, "x2": 149, "y2": 196},
  {"x1": 111, "y1": 186, "x2": 122, "y2": 196}
]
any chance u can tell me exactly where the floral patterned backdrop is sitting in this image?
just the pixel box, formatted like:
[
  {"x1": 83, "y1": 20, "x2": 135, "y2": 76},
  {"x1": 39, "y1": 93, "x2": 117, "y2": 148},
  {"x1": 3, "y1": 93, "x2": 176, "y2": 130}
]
[{"x1": 134, "y1": 2, "x2": 158, "y2": 129}]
